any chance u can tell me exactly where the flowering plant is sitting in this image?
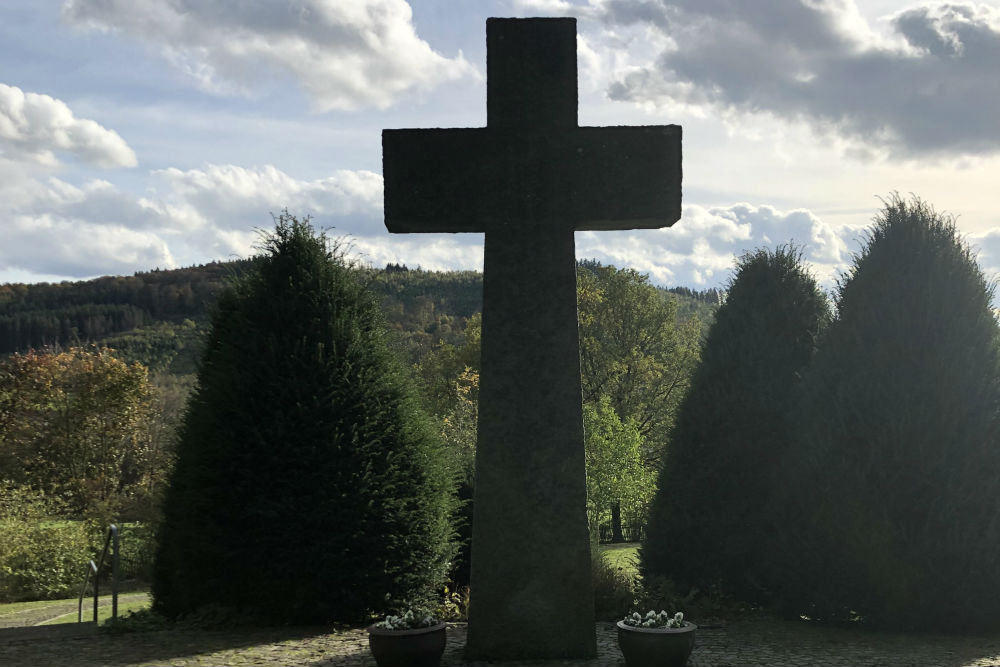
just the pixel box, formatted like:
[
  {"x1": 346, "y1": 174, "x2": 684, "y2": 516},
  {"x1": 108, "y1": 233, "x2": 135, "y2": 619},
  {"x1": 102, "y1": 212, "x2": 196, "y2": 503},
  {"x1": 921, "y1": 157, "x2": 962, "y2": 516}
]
[
  {"x1": 622, "y1": 610, "x2": 687, "y2": 629},
  {"x1": 373, "y1": 608, "x2": 439, "y2": 630}
]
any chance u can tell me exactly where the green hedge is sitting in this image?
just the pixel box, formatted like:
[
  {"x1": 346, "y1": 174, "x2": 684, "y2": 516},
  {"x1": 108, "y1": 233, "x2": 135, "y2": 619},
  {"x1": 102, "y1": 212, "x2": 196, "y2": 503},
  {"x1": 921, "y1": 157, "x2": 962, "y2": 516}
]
[
  {"x1": 153, "y1": 215, "x2": 458, "y2": 624},
  {"x1": 0, "y1": 486, "x2": 99, "y2": 602}
]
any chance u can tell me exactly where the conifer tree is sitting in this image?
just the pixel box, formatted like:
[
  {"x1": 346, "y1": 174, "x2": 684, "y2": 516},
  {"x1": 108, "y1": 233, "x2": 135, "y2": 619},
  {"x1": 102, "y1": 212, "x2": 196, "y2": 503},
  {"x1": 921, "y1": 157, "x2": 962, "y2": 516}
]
[
  {"x1": 642, "y1": 246, "x2": 829, "y2": 603},
  {"x1": 774, "y1": 196, "x2": 1000, "y2": 631},
  {"x1": 152, "y1": 214, "x2": 456, "y2": 624}
]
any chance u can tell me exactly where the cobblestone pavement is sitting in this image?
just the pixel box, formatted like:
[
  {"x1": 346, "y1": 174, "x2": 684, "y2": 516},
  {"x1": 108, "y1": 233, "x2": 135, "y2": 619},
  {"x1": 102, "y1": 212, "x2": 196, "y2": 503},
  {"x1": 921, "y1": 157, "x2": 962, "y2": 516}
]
[{"x1": 3, "y1": 619, "x2": 1000, "y2": 667}]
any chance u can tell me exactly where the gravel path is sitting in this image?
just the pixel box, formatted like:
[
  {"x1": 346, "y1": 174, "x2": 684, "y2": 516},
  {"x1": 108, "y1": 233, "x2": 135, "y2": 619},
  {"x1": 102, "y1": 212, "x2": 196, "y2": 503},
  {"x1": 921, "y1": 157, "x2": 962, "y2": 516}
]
[{"x1": 3, "y1": 619, "x2": 1000, "y2": 667}]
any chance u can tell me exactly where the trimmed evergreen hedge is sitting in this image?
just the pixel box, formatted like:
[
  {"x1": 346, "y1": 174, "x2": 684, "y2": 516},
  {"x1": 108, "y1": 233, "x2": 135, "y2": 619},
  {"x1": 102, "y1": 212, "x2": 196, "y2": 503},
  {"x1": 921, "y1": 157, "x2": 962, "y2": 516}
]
[
  {"x1": 152, "y1": 215, "x2": 457, "y2": 624},
  {"x1": 773, "y1": 196, "x2": 1000, "y2": 631},
  {"x1": 642, "y1": 246, "x2": 829, "y2": 604}
]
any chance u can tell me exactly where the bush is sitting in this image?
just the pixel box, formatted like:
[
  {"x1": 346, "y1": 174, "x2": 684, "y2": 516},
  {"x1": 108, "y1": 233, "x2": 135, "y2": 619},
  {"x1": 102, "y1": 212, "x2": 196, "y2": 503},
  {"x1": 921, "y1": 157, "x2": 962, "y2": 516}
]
[
  {"x1": 592, "y1": 548, "x2": 638, "y2": 620},
  {"x1": 117, "y1": 522, "x2": 157, "y2": 584},
  {"x1": 0, "y1": 485, "x2": 99, "y2": 601},
  {"x1": 774, "y1": 196, "x2": 1000, "y2": 631},
  {"x1": 643, "y1": 246, "x2": 829, "y2": 605},
  {"x1": 152, "y1": 214, "x2": 458, "y2": 624}
]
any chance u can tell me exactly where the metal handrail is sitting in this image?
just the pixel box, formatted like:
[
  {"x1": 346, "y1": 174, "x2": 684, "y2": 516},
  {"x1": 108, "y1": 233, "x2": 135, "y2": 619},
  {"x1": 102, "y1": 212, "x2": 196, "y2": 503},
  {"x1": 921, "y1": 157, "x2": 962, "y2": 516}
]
[{"x1": 77, "y1": 524, "x2": 119, "y2": 624}]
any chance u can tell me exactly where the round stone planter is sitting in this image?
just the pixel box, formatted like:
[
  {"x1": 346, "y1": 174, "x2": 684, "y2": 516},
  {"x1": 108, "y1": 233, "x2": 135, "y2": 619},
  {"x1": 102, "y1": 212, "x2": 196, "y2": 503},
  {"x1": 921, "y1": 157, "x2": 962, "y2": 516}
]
[
  {"x1": 616, "y1": 620, "x2": 697, "y2": 667},
  {"x1": 366, "y1": 622, "x2": 447, "y2": 667}
]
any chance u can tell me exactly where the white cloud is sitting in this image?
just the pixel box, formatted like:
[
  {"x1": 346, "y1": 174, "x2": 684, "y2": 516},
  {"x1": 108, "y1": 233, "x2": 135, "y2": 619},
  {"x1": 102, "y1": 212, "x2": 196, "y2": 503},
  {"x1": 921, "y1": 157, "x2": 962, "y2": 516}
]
[
  {"x1": 350, "y1": 234, "x2": 484, "y2": 272},
  {"x1": 576, "y1": 203, "x2": 856, "y2": 290},
  {"x1": 2, "y1": 213, "x2": 175, "y2": 278},
  {"x1": 61, "y1": 0, "x2": 477, "y2": 111},
  {"x1": 149, "y1": 164, "x2": 384, "y2": 234},
  {"x1": 513, "y1": 0, "x2": 581, "y2": 13},
  {"x1": 549, "y1": 0, "x2": 1000, "y2": 159},
  {"x1": 0, "y1": 163, "x2": 391, "y2": 280},
  {"x1": 0, "y1": 83, "x2": 137, "y2": 168},
  {"x1": 2, "y1": 146, "x2": 867, "y2": 290},
  {"x1": 966, "y1": 228, "x2": 1000, "y2": 285}
]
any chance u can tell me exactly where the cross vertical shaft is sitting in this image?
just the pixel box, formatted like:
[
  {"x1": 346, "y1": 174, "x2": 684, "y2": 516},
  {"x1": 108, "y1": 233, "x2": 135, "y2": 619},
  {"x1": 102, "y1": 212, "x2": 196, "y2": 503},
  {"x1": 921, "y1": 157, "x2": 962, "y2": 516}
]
[
  {"x1": 470, "y1": 234, "x2": 594, "y2": 659},
  {"x1": 466, "y1": 18, "x2": 594, "y2": 659},
  {"x1": 381, "y1": 16, "x2": 681, "y2": 661}
]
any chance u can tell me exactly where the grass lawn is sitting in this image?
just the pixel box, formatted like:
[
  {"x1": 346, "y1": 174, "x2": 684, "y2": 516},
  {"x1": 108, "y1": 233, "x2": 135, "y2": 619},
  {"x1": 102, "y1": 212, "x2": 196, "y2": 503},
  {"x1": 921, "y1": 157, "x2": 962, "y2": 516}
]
[
  {"x1": 0, "y1": 591, "x2": 151, "y2": 628},
  {"x1": 41, "y1": 593, "x2": 151, "y2": 625},
  {"x1": 0, "y1": 598, "x2": 74, "y2": 615},
  {"x1": 598, "y1": 542, "x2": 639, "y2": 573}
]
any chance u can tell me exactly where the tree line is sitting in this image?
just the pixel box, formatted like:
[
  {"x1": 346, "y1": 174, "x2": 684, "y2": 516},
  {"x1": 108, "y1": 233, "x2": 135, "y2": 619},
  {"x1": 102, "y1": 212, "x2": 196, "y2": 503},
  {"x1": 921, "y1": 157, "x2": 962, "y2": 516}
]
[{"x1": 0, "y1": 259, "x2": 718, "y2": 363}]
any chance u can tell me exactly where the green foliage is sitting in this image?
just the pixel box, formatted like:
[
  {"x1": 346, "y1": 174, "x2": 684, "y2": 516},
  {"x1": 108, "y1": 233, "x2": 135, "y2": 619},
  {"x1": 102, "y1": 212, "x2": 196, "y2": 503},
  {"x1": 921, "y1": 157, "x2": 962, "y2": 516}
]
[
  {"x1": 413, "y1": 313, "x2": 481, "y2": 419},
  {"x1": 411, "y1": 317, "x2": 481, "y2": 588},
  {"x1": 117, "y1": 522, "x2": 158, "y2": 583},
  {"x1": 152, "y1": 213, "x2": 458, "y2": 625},
  {"x1": 433, "y1": 584, "x2": 470, "y2": 622},
  {"x1": 577, "y1": 263, "x2": 702, "y2": 542},
  {"x1": 101, "y1": 320, "x2": 202, "y2": 374},
  {"x1": 0, "y1": 484, "x2": 98, "y2": 601},
  {"x1": 592, "y1": 545, "x2": 638, "y2": 620},
  {"x1": 364, "y1": 266, "x2": 482, "y2": 364},
  {"x1": 584, "y1": 398, "x2": 654, "y2": 543},
  {"x1": 643, "y1": 246, "x2": 830, "y2": 604},
  {"x1": 578, "y1": 264, "x2": 702, "y2": 460},
  {"x1": 0, "y1": 262, "x2": 247, "y2": 355},
  {"x1": 773, "y1": 196, "x2": 1000, "y2": 631},
  {"x1": 0, "y1": 261, "x2": 480, "y2": 366}
]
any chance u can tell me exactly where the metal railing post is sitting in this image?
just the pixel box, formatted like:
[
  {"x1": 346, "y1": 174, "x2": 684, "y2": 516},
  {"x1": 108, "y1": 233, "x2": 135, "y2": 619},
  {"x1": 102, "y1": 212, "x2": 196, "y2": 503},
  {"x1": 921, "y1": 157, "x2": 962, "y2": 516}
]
[
  {"x1": 111, "y1": 524, "x2": 119, "y2": 621},
  {"x1": 76, "y1": 524, "x2": 119, "y2": 624},
  {"x1": 93, "y1": 561, "x2": 99, "y2": 624},
  {"x1": 77, "y1": 560, "x2": 97, "y2": 623}
]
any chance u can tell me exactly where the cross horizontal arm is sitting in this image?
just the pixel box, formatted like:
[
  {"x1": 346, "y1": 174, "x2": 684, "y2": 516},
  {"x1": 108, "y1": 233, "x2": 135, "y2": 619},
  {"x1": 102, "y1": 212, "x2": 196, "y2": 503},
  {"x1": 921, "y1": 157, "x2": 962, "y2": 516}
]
[{"x1": 382, "y1": 125, "x2": 681, "y2": 233}]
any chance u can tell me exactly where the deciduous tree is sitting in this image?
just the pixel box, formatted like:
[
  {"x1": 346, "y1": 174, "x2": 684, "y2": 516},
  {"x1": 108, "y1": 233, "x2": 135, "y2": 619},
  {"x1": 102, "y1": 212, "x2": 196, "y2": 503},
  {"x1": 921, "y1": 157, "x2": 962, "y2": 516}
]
[
  {"x1": 578, "y1": 263, "x2": 701, "y2": 541},
  {"x1": 0, "y1": 346, "x2": 157, "y2": 519},
  {"x1": 584, "y1": 397, "x2": 653, "y2": 543}
]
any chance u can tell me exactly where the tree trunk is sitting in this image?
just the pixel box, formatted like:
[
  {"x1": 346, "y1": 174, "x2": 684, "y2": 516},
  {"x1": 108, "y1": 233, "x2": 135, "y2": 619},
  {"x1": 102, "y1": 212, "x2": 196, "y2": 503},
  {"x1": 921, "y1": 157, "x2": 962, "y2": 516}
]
[{"x1": 611, "y1": 501, "x2": 625, "y2": 543}]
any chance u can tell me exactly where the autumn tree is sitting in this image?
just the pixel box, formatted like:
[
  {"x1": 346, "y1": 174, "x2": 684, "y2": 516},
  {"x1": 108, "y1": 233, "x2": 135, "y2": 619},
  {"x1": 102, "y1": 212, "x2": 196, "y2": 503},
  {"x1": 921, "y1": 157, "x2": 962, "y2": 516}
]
[
  {"x1": 0, "y1": 346, "x2": 158, "y2": 519},
  {"x1": 153, "y1": 214, "x2": 457, "y2": 624}
]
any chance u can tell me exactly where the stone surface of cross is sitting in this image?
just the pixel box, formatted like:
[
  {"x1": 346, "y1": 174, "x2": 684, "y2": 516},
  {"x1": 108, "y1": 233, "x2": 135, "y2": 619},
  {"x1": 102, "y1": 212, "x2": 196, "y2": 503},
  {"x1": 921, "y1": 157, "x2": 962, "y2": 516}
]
[{"x1": 382, "y1": 17, "x2": 681, "y2": 660}]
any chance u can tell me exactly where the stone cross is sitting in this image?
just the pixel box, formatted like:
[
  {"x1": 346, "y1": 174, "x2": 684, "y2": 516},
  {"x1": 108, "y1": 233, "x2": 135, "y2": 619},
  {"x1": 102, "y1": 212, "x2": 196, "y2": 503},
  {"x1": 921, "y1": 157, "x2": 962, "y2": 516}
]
[{"x1": 382, "y1": 17, "x2": 681, "y2": 660}]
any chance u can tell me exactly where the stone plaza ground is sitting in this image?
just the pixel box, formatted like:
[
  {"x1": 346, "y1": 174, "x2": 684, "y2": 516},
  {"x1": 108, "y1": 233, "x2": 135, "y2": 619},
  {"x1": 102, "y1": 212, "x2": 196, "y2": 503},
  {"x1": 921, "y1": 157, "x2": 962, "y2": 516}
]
[{"x1": 4, "y1": 619, "x2": 1000, "y2": 666}]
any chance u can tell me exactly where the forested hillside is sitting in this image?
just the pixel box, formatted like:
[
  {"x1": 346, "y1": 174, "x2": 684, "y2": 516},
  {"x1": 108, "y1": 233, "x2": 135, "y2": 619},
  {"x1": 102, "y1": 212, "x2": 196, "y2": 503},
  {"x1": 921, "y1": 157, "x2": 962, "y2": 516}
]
[
  {"x1": 0, "y1": 261, "x2": 718, "y2": 369},
  {"x1": 0, "y1": 246, "x2": 719, "y2": 603}
]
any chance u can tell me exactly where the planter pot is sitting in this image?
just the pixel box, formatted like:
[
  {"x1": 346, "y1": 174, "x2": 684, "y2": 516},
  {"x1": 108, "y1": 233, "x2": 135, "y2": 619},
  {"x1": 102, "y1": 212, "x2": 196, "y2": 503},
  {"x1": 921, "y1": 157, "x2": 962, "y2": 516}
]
[
  {"x1": 367, "y1": 622, "x2": 447, "y2": 667},
  {"x1": 616, "y1": 620, "x2": 697, "y2": 667}
]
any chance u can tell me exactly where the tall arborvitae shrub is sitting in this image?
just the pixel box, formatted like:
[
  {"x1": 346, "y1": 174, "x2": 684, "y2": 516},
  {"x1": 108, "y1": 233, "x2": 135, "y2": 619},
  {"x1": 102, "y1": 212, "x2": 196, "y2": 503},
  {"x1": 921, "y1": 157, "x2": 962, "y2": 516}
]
[
  {"x1": 152, "y1": 214, "x2": 457, "y2": 624},
  {"x1": 642, "y1": 246, "x2": 829, "y2": 604},
  {"x1": 774, "y1": 196, "x2": 1000, "y2": 631}
]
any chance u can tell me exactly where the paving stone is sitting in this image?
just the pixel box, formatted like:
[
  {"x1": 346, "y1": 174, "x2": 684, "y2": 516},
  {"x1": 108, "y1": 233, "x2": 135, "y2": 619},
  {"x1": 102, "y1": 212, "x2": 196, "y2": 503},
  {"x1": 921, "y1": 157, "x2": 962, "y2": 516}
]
[{"x1": 2, "y1": 620, "x2": 1000, "y2": 666}]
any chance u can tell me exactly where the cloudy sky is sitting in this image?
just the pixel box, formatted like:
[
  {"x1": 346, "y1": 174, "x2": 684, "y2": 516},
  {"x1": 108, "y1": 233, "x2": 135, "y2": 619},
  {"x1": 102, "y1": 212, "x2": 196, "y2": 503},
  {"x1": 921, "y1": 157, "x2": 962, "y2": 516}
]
[{"x1": 3, "y1": 0, "x2": 1000, "y2": 293}]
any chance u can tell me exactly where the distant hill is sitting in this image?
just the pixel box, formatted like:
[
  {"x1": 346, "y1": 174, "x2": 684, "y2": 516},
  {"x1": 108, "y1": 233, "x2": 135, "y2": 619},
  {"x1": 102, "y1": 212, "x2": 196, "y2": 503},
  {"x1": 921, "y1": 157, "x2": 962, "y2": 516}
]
[{"x1": 0, "y1": 261, "x2": 717, "y2": 372}]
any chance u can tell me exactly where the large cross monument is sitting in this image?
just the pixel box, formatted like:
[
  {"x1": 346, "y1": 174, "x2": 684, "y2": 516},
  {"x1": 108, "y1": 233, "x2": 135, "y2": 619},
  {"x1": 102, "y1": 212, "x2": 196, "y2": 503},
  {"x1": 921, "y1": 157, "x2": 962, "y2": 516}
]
[{"x1": 382, "y1": 17, "x2": 681, "y2": 660}]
